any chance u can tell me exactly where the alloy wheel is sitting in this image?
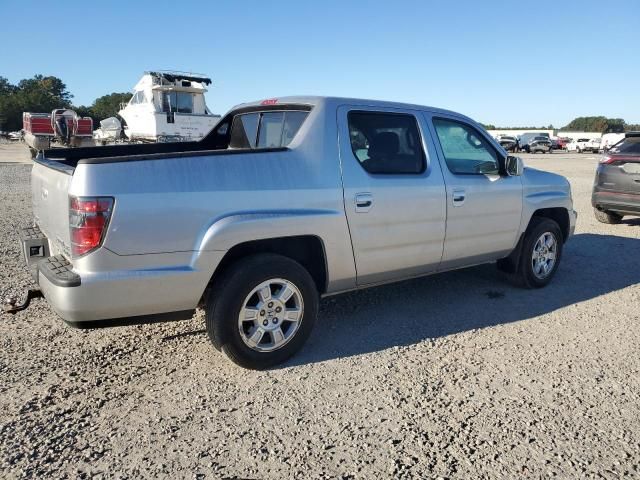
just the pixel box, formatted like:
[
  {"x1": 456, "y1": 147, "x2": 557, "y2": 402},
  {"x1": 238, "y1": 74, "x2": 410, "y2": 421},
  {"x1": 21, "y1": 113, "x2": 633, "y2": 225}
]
[
  {"x1": 237, "y1": 278, "x2": 304, "y2": 352},
  {"x1": 531, "y1": 232, "x2": 557, "y2": 279}
]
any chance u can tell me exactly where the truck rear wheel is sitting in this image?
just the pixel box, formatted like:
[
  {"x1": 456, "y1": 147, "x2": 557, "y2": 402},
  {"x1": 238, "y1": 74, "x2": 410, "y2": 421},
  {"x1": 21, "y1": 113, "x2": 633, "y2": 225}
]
[
  {"x1": 513, "y1": 217, "x2": 563, "y2": 289},
  {"x1": 593, "y1": 207, "x2": 623, "y2": 224},
  {"x1": 205, "y1": 253, "x2": 318, "y2": 369}
]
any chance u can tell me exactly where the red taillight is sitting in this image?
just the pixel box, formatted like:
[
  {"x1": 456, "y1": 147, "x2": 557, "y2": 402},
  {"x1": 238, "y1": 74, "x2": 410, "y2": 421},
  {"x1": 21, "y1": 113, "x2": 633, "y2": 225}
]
[
  {"x1": 69, "y1": 196, "x2": 114, "y2": 257},
  {"x1": 600, "y1": 155, "x2": 640, "y2": 165}
]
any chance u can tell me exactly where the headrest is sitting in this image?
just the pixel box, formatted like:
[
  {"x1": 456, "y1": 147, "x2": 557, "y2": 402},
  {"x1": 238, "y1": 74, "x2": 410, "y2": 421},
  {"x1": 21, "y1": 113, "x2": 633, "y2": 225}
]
[{"x1": 369, "y1": 132, "x2": 399, "y2": 158}]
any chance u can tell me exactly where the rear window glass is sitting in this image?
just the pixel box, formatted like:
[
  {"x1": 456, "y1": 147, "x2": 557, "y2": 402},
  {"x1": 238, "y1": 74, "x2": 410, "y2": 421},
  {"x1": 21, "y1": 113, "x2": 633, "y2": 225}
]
[
  {"x1": 229, "y1": 110, "x2": 308, "y2": 149},
  {"x1": 610, "y1": 136, "x2": 640, "y2": 154},
  {"x1": 229, "y1": 113, "x2": 259, "y2": 148}
]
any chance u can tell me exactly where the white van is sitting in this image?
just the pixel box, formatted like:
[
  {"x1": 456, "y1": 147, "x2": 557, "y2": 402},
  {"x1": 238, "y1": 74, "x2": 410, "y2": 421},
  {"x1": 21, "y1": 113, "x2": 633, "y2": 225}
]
[{"x1": 601, "y1": 133, "x2": 625, "y2": 152}]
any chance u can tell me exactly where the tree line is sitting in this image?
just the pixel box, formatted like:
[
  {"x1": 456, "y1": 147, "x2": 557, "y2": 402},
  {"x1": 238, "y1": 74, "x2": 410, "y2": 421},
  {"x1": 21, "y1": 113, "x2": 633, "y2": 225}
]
[
  {"x1": 561, "y1": 116, "x2": 640, "y2": 133},
  {"x1": 0, "y1": 74, "x2": 130, "y2": 131},
  {"x1": 483, "y1": 116, "x2": 640, "y2": 133}
]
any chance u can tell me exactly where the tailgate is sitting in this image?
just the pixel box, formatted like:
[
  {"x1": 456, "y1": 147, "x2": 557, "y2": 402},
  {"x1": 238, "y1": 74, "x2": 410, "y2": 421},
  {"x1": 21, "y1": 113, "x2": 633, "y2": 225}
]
[
  {"x1": 31, "y1": 158, "x2": 75, "y2": 258},
  {"x1": 599, "y1": 157, "x2": 640, "y2": 195}
]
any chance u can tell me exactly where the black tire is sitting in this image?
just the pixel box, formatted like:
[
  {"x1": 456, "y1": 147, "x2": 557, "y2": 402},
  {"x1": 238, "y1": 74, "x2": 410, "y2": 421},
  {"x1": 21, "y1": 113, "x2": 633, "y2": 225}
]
[
  {"x1": 512, "y1": 217, "x2": 563, "y2": 289},
  {"x1": 593, "y1": 207, "x2": 623, "y2": 224},
  {"x1": 205, "y1": 253, "x2": 319, "y2": 369}
]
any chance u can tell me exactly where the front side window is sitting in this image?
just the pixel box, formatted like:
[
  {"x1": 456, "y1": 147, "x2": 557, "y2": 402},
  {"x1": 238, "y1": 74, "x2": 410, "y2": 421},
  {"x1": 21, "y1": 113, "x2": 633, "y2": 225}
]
[
  {"x1": 228, "y1": 110, "x2": 309, "y2": 149},
  {"x1": 347, "y1": 111, "x2": 425, "y2": 174},
  {"x1": 130, "y1": 91, "x2": 146, "y2": 105},
  {"x1": 432, "y1": 118, "x2": 500, "y2": 175}
]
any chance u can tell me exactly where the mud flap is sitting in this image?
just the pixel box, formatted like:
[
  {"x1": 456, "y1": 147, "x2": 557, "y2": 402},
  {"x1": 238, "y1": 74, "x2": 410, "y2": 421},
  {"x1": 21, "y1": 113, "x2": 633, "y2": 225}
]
[{"x1": 497, "y1": 233, "x2": 525, "y2": 274}]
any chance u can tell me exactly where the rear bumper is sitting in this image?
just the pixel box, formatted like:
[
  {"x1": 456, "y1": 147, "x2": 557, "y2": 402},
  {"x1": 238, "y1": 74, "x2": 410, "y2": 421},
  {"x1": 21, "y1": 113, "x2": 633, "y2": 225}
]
[
  {"x1": 19, "y1": 227, "x2": 220, "y2": 326},
  {"x1": 592, "y1": 191, "x2": 640, "y2": 215}
]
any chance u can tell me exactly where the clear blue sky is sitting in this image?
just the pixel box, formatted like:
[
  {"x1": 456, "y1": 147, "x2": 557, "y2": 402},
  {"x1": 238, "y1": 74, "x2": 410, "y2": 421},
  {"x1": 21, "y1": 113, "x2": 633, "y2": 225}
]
[{"x1": 1, "y1": 0, "x2": 638, "y2": 127}]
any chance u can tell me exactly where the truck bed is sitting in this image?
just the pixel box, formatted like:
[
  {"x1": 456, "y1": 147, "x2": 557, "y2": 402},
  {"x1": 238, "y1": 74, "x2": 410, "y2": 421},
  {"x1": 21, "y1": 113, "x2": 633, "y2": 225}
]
[
  {"x1": 42, "y1": 140, "x2": 205, "y2": 167},
  {"x1": 39, "y1": 102, "x2": 312, "y2": 166}
]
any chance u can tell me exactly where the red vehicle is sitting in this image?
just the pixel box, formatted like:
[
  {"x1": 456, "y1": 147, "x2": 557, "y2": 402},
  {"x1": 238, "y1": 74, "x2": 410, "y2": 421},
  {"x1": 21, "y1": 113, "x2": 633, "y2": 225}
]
[
  {"x1": 553, "y1": 137, "x2": 570, "y2": 150},
  {"x1": 23, "y1": 109, "x2": 94, "y2": 156}
]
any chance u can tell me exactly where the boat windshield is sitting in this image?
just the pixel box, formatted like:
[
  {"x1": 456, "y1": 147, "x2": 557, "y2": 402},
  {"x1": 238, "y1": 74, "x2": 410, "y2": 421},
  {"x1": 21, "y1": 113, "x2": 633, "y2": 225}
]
[{"x1": 163, "y1": 92, "x2": 194, "y2": 114}]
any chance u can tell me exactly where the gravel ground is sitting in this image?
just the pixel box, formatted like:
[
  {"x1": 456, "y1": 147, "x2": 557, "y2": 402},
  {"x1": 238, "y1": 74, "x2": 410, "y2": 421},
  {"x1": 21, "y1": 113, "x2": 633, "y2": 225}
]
[{"x1": 1, "y1": 150, "x2": 639, "y2": 479}]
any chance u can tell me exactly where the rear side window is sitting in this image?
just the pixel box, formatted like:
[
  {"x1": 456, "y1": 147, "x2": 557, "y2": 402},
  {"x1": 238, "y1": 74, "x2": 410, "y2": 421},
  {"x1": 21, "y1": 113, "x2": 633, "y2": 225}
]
[
  {"x1": 432, "y1": 118, "x2": 500, "y2": 175},
  {"x1": 610, "y1": 136, "x2": 640, "y2": 154},
  {"x1": 229, "y1": 110, "x2": 308, "y2": 149},
  {"x1": 347, "y1": 111, "x2": 425, "y2": 174}
]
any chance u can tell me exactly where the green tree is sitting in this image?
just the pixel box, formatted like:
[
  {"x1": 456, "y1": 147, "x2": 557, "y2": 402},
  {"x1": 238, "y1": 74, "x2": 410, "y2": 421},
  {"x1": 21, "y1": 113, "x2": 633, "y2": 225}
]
[
  {"x1": 88, "y1": 92, "x2": 131, "y2": 121},
  {"x1": 0, "y1": 74, "x2": 73, "y2": 130},
  {"x1": 0, "y1": 76, "x2": 16, "y2": 95},
  {"x1": 562, "y1": 116, "x2": 626, "y2": 133},
  {"x1": 17, "y1": 75, "x2": 72, "y2": 104}
]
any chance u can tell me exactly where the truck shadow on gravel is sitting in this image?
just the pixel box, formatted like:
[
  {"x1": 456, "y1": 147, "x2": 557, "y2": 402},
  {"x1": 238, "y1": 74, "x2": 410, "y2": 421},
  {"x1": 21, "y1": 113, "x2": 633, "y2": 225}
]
[{"x1": 284, "y1": 233, "x2": 640, "y2": 367}]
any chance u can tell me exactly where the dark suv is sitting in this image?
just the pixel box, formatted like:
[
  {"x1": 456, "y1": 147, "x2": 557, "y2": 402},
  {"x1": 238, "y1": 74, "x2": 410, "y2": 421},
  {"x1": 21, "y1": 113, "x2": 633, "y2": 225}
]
[{"x1": 592, "y1": 132, "x2": 640, "y2": 223}]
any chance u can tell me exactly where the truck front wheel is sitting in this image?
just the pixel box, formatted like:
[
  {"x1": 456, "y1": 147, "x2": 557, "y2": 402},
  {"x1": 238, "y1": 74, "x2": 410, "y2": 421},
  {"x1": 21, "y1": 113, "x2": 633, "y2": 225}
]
[
  {"x1": 514, "y1": 217, "x2": 563, "y2": 289},
  {"x1": 205, "y1": 253, "x2": 318, "y2": 369}
]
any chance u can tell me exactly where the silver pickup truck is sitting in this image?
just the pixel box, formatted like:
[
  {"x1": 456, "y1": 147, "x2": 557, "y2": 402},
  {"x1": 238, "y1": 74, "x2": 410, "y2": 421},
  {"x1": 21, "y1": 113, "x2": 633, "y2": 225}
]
[{"x1": 19, "y1": 96, "x2": 576, "y2": 368}]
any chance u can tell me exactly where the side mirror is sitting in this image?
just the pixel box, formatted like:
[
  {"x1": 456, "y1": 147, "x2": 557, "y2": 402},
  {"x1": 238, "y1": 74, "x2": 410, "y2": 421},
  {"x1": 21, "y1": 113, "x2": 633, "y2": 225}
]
[{"x1": 506, "y1": 155, "x2": 524, "y2": 176}]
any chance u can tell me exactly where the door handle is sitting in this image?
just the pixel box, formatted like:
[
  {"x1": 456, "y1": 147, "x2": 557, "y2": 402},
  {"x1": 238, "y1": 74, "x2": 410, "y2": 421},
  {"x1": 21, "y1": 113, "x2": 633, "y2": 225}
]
[
  {"x1": 355, "y1": 193, "x2": 373, "y2": 212},
  {"x1": 452, "y1": 189, "x2": 466, "y2": 206}
]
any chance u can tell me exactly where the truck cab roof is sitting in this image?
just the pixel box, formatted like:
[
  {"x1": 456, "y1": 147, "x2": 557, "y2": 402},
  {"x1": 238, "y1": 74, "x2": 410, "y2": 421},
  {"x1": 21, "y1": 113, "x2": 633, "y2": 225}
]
[{"x1": 232, "y1": 96, "x2": 476, "y2": 123}]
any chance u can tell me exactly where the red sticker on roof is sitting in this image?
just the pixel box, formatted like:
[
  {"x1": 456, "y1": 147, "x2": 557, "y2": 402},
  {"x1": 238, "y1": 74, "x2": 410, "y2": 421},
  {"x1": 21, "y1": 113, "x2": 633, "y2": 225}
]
[{"x1": 261, "y1": 98, "x2": 278, "y2": 105}]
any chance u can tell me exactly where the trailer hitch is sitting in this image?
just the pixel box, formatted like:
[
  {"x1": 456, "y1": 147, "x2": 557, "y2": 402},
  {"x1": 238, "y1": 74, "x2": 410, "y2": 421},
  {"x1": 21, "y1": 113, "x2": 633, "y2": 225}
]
[{"x1": 3, "y1": 289, "x2": 43, "y2": 314}]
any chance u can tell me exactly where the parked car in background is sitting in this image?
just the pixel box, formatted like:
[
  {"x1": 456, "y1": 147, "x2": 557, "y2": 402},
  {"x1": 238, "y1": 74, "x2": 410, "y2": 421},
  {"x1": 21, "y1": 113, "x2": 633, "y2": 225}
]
[
  {"x1": 518, "y1": 132, "x2": 549, "y2": 151},
  {"x1": 554, "y1": 137, "x2": 570, "y2": 150},
  {"x1": 601, "y1": 132, "x2": 625, "y2": 152},
  {"x1": 592, "y1": 132, "x2": 640, "y2": 223},
  {"x1": 566, "y1": 138, "x2": 591, "y2": 153},
  {"x1": 587, "y1": 137, "x2": 602, "y2": 153},
  {"x1": 17, "y1": 96, "x2": 577, "y2": 368},
  {"x1": 528, "y1": 136, "x2": 553, "y2": 154},
  {"x1": 497, "y1": 135, "x2": 518, "y2": 152}
]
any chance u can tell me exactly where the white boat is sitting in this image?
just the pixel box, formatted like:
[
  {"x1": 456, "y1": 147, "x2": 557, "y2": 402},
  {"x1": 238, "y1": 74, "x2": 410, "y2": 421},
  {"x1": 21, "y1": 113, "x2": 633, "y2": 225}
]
[
  {"x1": 93, "y1": 117, "x2": 123, "y2": 145},
  {"x1": 118, "y1": 71, "x2": 220, "y2": 142}
]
